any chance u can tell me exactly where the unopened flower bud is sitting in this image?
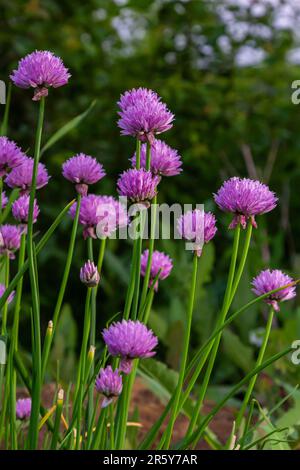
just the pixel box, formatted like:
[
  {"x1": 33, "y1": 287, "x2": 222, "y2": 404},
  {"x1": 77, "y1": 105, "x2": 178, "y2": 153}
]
[{"x1": 80, "y1": 260, "x2": 100, "y2": 287}]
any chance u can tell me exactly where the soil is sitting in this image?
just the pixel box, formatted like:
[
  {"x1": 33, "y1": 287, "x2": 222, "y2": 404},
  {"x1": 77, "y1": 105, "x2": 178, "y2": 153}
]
[{"x1": 17, "y1": 378, "x2": 236, "y2": 449}]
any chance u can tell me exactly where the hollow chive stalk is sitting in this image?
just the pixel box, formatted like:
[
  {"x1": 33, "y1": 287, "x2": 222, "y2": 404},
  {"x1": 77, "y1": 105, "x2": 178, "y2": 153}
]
[
  {"x1": 75, "y1": 288, "x2": 92, "y2": 449},
  {"x1": 139, "y1": 194, "x2": 157, "y2": 316},
  {"x1": 41, "y1": 194, "x2": 81, "y2": 380},
  {"x1": 162, "y1": 252, "x2": 198, "y2": 449},
  {"x1": 131, "y1": 209, "x2": 147, "y2": 320},
  {"x1": 0, "y1": 200, "x2": 75, "y2": 312},
  {"x1": 184, "y1": 224, "x2": 242, "y2": 442},
  {"x1": 1, "y1": 253, "x2": 10, "y2": 334},
  {"x1": 51, "y1": 389, "x2": 64, "y2": 450},
  {"x1": 27, "y1": 97, "x2": 45, "y2": 449},
  {"x1": 9, "y1": 232, "x2": 26, "y2": 449},
  {"x1": 235, "y1": 307, "x2": 274, "y2": 431},
  {"x1": 87, "y1": 237, "x2": 96, "y2": 428}
]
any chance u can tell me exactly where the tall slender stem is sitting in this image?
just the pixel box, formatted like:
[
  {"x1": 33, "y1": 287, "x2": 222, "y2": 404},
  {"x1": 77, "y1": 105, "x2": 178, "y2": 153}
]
[
  {"x1": 27, "y1": 97, "x2": 45, "y2": 449},
  {"x1": 1, "y1": 253, "x2": 10, "y2": 334},
  {"x1": 139, "y1": 194, "x2": 157, "y2": 314},
  {"x1": 163, "y1": 252, "x2": 198, "y2": 449},
  {"x1": 235, "y1": 308, "x2": 274, "y2": 431},
  {"x1": 9, "y1": 232, "x2": 26, "y2": 449},
  {"x1": 75, "y1": 288, "x2": 92, "y2": 449},
  {"x1": 41, "y1": 194, "x2": 81, "y2": 380},
  {"x1": 185, "y1": 224, "x2": 241, "y2": 441},
  {"x1": 87, "y1": 237, "x2": 96, "y2": 427},
  {"x1": 135, "y1": 139, "x2": 141, "y2": 169}
]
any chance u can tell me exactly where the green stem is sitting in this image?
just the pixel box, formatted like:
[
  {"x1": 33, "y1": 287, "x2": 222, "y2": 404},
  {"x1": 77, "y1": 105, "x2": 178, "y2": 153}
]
[
  {"x1": 185, "y1": 224, "x2": 241, "y2": 441},
  {"x1": 110, "y1": 404, "x2": 115, "y2": 450},
  {"x1": 0, "y1": 200, "x2": 75, "y2": 311},
  {"x1": 235, "y1": 308, "x2": 274, "y2": 430},
  {"x1": 27, "y1": 97, "x2": 45, "y2": 450},
  {"x1": 139, "y1": 194, "x2": 157, "y2": 314},
  {"x1": 51, "y1": 389, "x2": 64, "y2": 450},
  {"x1": 162, "y1": 252, "x2": 198, "y2": 449},
  {"x1": 9, "y1": 232, "x2": 26, "y2": 449},
  {"x1": 131, "y1": 210, "x2": 146, "y2": 320},
  {"x1": 87, "y1": 237, "x2": 96, "y2": 428},
  {"x1": 41, "y1": 194, "x2": 81, "y2": 380},
  {"x1": 135, "y1": 139, "x2": 141, "y2": 169},
  {"x1": 146, "y1": 141, "x2": 151, "y2": 171},
  {"x1": 75, "y1": 288, "x2": 92, "y2": 449},
  {"x1": 1, "y1": 253, "x2": 10, "y2": 335}
]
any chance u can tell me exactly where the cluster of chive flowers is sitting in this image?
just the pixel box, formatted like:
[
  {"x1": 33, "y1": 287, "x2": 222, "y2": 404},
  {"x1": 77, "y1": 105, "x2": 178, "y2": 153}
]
[{"x1": 6, "y1": 51, "x2": 298, "y2": 413}]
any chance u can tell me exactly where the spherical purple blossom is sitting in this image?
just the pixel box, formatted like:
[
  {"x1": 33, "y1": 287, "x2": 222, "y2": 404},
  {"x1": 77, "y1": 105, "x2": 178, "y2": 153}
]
[
  {"x1": 12, "y1": 194, "x2": 40, "y2": 224},
  {"x1": 62, "y1": 153, "x2": 106, "y2": 196},
  {"x1": 10, "y1": 50, "x2": 71, "y2": 101},
  {"x1": 131, "y1": 139, "x2": 182, "y2": 177},
  {"x1": 16, "y1": 398, "x2": 31, "y2": 420},
  {"x1": 177, "y1": 209, "x2": 217, "y2": 257},
  {"x1": 117, "y1": 168, "x2": 160, "y2": 204},
  {"x1": 70, "y1": 194, "x2": 128, "y2": 239},
  {"x1": 5, "y1": 157, "x2": 50, "y2": 194},
  {"x1": 214, "y1": 177, "x2": 277, "y2": 229},
  {"x1": 0, "y1": 283, "x2": 15, "y2": 304},
  {"x1": 252, "y1": 269, "x2": 296, "y2": 312},
  {"x1": 80, "y1": 260, "x2": 100, "y2": 287},
  {"x1": 141, "y1": 249, "x2": 173, "y2": 291},
  {"x1": 95, "y1": 366, "x2": 123, "y2": 408},
  {"x1": 0, "y1": 137, "x2": 26, "y2": 177},
  {"x1": 1, "y1": 191, "x2": 8, "y2": 210},
  {"x1": 0, "y1": 225, "x2": 21, "y2": 259},
  {"x1": 117, "y1": 88, "x2": 174, "y2": 143},
  {"x1": 102, "y1": 320, "x2": 158, "y2": 374}
]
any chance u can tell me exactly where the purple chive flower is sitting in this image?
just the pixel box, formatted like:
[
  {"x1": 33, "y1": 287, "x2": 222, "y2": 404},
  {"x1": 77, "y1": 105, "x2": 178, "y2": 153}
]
[
  {"x1": 0, "y1": 137, "x2": 26, "y2": 177},
  {"x1": 177, "y1": 209, "x2": 217, "y2": 257},
  {"x1": 69, "y1": 194, "x2": 128, "y2": 239},
  {"x1": 1, "y1": 191, "x2": 8, "y2": 210},
  {"x1": 62, "y1": 153, "x2": 106, "y2": 196},
  {"x1": 252, "y1": 269, "x2": 296, "y2": 312},
  {"x1": 12, "y1": 194, "x2": 40, "y2": 225},
  {"x1": 0, "y1": 225, "x2": 21, "y2": 259},
  {"x1": 80, "y1": 260, "x2": 100, "y2": 287},
  {"x1": 5, "y1": 157, "x2": 50, "y2": 194},
  {"x1": 117, "y1": 88, "x2": 174, "y2": 144},
  {"x1": 16, "y1": 398, "x2": 32, "y2": 420},
  {"x1": 141, "y1": 249, "x2": 173, "y2": 291},
  {"x1": 131, "y1": 139, "x2": 182, "y2": 176},
  {"x1": 117, "y1": 168, "x2": 160, "y2": 204},
  {"x1": 214, "y1": 177, "x2": 278, "y2": 229},
  {"x1": 10, "y1": 50, "x2": 71, "y2": 101},
  {"x1": 102, "y1": 320, "x2": 158, "y2": 374},
  {"x1": 95, "y1": 366, "x2": 123, "y2": 408},
  {"x1": 0, "y1": 283, "x2": 15, "y2": 304}
]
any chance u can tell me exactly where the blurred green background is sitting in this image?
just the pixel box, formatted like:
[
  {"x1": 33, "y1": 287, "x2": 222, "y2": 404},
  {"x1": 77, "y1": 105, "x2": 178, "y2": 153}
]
[{"x1": 1, "y1": 0, "x2": 300, "y2": 406}]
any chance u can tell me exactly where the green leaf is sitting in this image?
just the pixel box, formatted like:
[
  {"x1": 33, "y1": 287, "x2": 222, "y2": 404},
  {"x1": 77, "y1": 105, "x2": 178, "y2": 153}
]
[
  {"x1": 222, "y1": 329, "x2": 254, "y2": 373},
  {"x1": 40, "y1": 100, "x2": 97, "y2": 155},
  {"x1": 138, "y1": 358, "x2": 193, "y2": 417}
]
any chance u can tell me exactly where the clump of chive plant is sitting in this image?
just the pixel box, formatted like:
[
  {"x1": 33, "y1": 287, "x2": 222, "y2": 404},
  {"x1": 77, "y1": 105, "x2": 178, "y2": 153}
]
[{"x1": 0, "y1": 51, "x2": 297, "y2": 452}]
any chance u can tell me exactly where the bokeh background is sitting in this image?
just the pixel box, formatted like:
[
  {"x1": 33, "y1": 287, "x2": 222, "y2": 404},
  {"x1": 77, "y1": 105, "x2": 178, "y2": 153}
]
[{"x1": 1, "y1": 0, "x2": 300, "y2": 413}]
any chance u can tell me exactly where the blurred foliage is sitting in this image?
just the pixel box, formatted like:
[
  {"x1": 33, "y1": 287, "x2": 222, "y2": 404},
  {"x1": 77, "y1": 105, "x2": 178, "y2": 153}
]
[{"x1": 1, "y1": 0, "x2": 300, "y2": 407}]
